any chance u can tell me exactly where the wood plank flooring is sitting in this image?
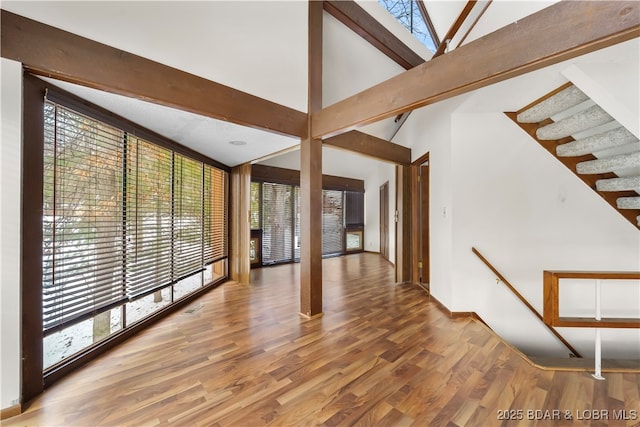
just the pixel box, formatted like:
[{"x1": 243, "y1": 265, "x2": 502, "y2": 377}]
[{"x1": 5, "y1": 253, "x2": 640, "y2": 426}]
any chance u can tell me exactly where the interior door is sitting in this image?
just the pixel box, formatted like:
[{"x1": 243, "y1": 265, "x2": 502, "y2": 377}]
[
  {"x1": 380, "y1": 182, "x2": 389, "y2": 260},
  {"x1": 419, "y1": 163, "x2": 430, "y2": 288}
]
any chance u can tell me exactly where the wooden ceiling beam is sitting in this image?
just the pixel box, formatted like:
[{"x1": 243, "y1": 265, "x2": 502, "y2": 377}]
[
  {"x1": 312, "y1": 1, "x2": 640, "y2": 139},
  {"x1": 391, "y1": 0, "x2": 481, "y2": 141},
  {"x1": 324, "y1": 130, "x2": 411, "y2": 166},
  {"x1": 433, "y1": 0, "x2": 478, "y2": 58},
  {"x1": 323, "y1": 0, "x2": 425, "y2": 70},
  {"x1": 0, "y1": 9, "x2": 308, "y2": 139}
]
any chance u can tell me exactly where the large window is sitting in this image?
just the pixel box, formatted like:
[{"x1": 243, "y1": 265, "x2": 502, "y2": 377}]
[
  {"x1": 344, "y1": 191, "x2": 365, "y2": 252},
  {"x1": 322, "y1": 190, "x2": 344, "y2": 256},
  {"x1": 251, "y1": 180, "x2": 363, "y2": 265},
  {"x1": 261, "y1": 182, "x2": 296, "y2": 264},
  {"x1": 42, "y1": 101, "x2": 228, "y2": 369},
  {"x1": 378, "y1": 0, "x2": 438, "y2": 52}
]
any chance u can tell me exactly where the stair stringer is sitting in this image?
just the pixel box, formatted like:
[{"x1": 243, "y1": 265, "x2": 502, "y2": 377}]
[{"x1": 506, "y1": 81, "x2": 640, "y2": 230}]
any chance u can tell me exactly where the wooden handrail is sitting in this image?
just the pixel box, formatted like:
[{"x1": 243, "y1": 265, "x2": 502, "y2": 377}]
[
  {"x1": 472, "y1": 247, "x2": 582, "y2": 358},
  {"x1": 543, "y1": 270, "x2": 640, "y2": 328}
]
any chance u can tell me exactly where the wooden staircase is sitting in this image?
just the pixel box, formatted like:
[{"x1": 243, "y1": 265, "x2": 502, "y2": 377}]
[{"x1": 507, "y1": 82, "x2": 640, "y2": 229}]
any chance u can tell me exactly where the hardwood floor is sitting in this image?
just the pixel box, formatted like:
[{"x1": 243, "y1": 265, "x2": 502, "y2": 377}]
[{"x1": 5, "y1": 253, "x2": 640, "y2": 426}]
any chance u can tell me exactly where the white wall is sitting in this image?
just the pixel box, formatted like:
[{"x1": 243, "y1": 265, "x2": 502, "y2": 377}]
[
  {"x1": 1, "y1": 58, "x2": 22, "y2": 409},
  {"x1": 562, "y1": 61, "x2": 639, "y2": 138},
  {"x1": 394, "y1": 40, "x2": 640, "y2": 358},
  {"x1": 362, "y1": 162, "x2": 395, "y2": 262},
  {"x1": 450, "y1": 112, "x2": 640, "y2": 358},
  {"x1": 395, "y1": 95, "x2": 467, "y2": 308},
  {"x1": 323, "y1": 11, "x2": 405, "y2": 107}
]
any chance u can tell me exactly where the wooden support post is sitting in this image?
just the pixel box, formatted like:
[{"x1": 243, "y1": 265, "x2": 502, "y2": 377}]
[
  {"x1": 300, "y1": 0, "x2": 323, "y2": 318},
  {"x1": 230, "y1": 163, "x2": 251, "y2": 285}
]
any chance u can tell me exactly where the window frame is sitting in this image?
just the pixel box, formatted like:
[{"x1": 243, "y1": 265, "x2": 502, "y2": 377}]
[{"x1": 21, "y1": 74, "x2": 231, "y2": 398}]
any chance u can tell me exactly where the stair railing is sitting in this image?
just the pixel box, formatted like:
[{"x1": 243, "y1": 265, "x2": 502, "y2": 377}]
[
  {"x1": 543, "y1": 270, "x2": 640, "y2": 379},
  {"x1": 472, "y1": 247, "x2": 582, "y2": 358}
]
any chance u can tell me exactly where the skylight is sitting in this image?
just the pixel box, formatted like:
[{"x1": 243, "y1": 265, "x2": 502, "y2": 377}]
[{"x1": 378, "y1": 0, "x2": 438, "y2": 53}]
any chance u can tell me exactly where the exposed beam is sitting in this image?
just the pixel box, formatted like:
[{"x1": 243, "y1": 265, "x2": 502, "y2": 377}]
[
  {"x1": 312, "y1": 1, "x2": 640, "y2": 139},
  {"x1": 448, "y1": 1, "x2": 493, "y2": 53},
  {"x1": 391, "y1": 0, "x2": 484, "y2": 140},
  {"x1": 324, "y1": 130, "x2": 411, "y2": 166},
  {"x1": 252, "y1": 164, "x2": 365, "y2": 192},
  {"x1": 323, "y1": 0, "x2": 425, "y2": 70},
  {"x1": 0, "y1": 9, "x2": 307, "y2": 139},
  {"x1": 433, "y1": 0, "x2": 478, "y2": 57}
]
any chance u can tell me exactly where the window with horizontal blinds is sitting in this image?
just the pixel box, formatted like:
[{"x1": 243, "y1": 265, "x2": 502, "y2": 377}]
[
  {"x1": 262, "y1": 182, "x2": 293, "y2": 264},
  {"x1": 322, "y1": 190, "x2": 344, "y2": 255},
  {"x1": 293, "y1": 186, "x2": 301, "y2": 260},
  {"x1": 252, "y1": 180, "x2": 363, "y2": 264},
  {"x1": 173, "y1": 154, "x2": 204, "y2": 281},
  {"x1": 125, "y1": 137, "x2": 173, "y2": 300},
  {"x1": 344, "y1": 191, "x2": 365, "y2": 226},
  {"x1": 43, "y1": 100, "x2": 228, "y2": 336},
  {"x1": 204, "y1": 166, "x2": 227, "y2": 264},
  {"x1": 43, "y1": 103, "x2": 126, "y2": 332},
  {"x1": 250, "y1": 181, "x2": 261, "y2": 230}
]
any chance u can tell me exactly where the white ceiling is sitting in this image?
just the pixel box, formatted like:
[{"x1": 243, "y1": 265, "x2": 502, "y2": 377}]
[
  {"x1": 5, "y1": 1, "x2": 309, "y2": 111},
  {"x1": 2, "y1": 0, "x2": 580, "y2": 175},
  {"x1": 41, "y1": 77, "x2": 301, "y2": 167},
  {"x1": 424, "y1": 0, "x2": 466, "y2": 41}
]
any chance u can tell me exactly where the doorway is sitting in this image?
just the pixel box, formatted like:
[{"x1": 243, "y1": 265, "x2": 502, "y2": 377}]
[
  {"x1": 411, "y1": 153, "x2": 430, "y2": 291},
  {"x1": 418, "y1": 161, "x2": 430, "y2": 289},
  {"x1": 379, "y1": 181, "x2": 389, "y2": 260}
]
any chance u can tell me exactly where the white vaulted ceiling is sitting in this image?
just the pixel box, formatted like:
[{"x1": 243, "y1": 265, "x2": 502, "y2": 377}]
[
  {"x1": 3, "y1": 1, "x2": 309, "y2": 168},
  {"x1": 5, "y1": 1, "x2": 309, "y2": 111},
  {"x1": 3, "y1": 0, "x2": 621, "y2": 178}
]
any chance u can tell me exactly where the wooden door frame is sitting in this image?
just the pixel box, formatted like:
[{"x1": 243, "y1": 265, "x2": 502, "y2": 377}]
[
  {"x1": 411, "y1": 152, "x2": 430, "y2": 288},
  {"x1": 379, "y1": 181, "x2": 389, "y2": 261}
]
